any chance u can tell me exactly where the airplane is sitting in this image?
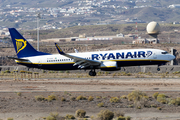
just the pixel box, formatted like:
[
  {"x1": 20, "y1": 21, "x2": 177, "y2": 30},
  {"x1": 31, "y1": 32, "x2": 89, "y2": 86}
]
[{"x1": 8, "y1": 28, "x2": 175, "y2": 76}]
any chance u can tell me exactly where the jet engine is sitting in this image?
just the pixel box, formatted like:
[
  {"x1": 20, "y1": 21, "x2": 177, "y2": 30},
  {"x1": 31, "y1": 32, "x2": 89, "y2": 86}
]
[{"x1": 100, "y1": 61, "x2": 120, "y2": 71}]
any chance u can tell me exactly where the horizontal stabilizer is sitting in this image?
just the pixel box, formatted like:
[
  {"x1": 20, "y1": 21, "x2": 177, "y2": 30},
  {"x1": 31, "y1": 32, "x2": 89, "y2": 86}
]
[{"x1": 7, "y1": 57, "x2": 29, "y2": 61}]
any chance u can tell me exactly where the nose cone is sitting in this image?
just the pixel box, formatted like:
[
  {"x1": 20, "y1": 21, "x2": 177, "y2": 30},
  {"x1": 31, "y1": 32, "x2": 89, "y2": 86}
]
[{"x1": 170, "y1": 55, "x2": 175, "y2": 61}]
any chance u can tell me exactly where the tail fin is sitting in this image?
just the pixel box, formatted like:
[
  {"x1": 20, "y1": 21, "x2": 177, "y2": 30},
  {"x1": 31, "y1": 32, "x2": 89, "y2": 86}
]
[{"x1": 9, "y1": 28, "x2": 50, "y2": 58}]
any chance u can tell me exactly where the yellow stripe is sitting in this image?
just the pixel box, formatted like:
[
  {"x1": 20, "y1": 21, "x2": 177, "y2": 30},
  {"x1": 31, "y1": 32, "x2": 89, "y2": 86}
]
[
  {"x1": 16, "y1": 59, "x2": 169, "y2": 65},
  {"x1": 56, "y1": 44, "x2": 62, "y2": 52},
  {"x1": 101, "y1": 66, "x2": 116, "y2": 68}
]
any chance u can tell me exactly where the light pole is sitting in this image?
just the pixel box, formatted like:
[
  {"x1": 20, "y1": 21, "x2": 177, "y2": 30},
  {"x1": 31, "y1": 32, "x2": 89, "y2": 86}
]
[
  {"x1": 37, "y1": 13, "x2": 41, "y2": 51},
  {"x1": 85, "y1": 44, "x2": 88, "y2": 52}
]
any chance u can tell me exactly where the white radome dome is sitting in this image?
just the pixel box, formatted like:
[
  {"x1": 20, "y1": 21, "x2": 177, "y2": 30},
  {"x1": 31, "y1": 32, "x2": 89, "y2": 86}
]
[{"x1": 146, "y1": 21, "x2": 160, "y2": 35}]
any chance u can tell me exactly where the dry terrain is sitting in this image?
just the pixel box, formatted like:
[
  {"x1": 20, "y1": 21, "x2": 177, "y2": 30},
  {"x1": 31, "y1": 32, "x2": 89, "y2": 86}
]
[{"x1": 0, "y1": 72, "x2": 180, "y2": 120}]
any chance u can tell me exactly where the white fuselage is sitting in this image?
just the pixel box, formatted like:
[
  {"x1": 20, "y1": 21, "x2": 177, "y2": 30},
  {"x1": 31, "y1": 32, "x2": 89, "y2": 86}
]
[{"x1": 16, "y1": 49, "x2": 175, "y2": 70}]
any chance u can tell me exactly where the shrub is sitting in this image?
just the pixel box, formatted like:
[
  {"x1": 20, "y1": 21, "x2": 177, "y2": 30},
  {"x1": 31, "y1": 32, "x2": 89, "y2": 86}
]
[
  {"x1": 97, "y1": 102, "x2": 104, "y2": 107},
  {"x1": 143, "y1": 96, "x2": 149, "y2": 100},
  {"x1": 46, "y1": 112, "x2": 59, "y2": 120},
  {"x1": 110, "y1": 97, "x2": 120, "y2": 103},
  {"x1": 105, "y1": 72, "x2": 110, "y2": 75},
  {"x1": 102, "y1": 97, "x2": 107, "y2": 99},
  {"x1": 157, "y1": 94, "x2": 166, "y2": 98},
  {"x1": 4, "y1": 70, "x2": 11, "y2": 73},
  {"x1": 76, "y1": 95, "x2": 87, "y2": 100},
  {"x1": 114, "y1": 111, "x2": 124, "y2": 117},
  {"x1": 17, "y1": 92, "x2": 21, "y2": 96},
  {"x1": 75, "y1": 109, "x2": 86, "y2": 118},
  {"x1": 152, "y1": 92, "x2": 159, "y2": 99},
  {"x1": 126, "y1": 116, "x2": 131, "y2": 120},
  {"x1": 128, "y1": 104, "x2": 134, "y2": 108},
  {"x1": 35, "y1": 95, "x2": 45, "y2": 101},
  {"x1": 96, "y1": 96, "x2": 101, "y2": 99},
  {"x1": 20, "y1": 70, "x2": 26, "y2": 73},
  {"x1": 7, "y1": 118, "x2": 13, "y2": 120},
  {"x1": 65, "y1": 114, "x2": 75, "y2": 119},
  {"x1": 150, "y1": 104, "x2": 157, "y2": 108},
  {"x1": 127, "y1": 90, "x2": 146, "y2": 102},
  {"x1": 157, "y1": 107, "x2": 162, "y2": 110},
  {"x1": 88, "y1": 96, "x2": 94, "y2": 101},
  {"x1": 173, "y1": 71, "x2": 180, "y2": 74},
  {"x1": 90, "y1": 116, "x2": 94, "y2": 120},
  {"x1": 61, "y1": 97, "x2": 66, "y2": 101},
  {"x1": 157, "y1": 94, "x2": 168, "y2": 104},
  {"x1": 97, "y1": 109, "x2": 114, "y2": 120},
  {"x1": 64, "y1": 91, "x2": 71, "y2": 96},
  {"x1": 46, "y1": 116, "x2": 56, "y2": 120},
  {"x1": 116, "y1": 116, "x2": 126, "y2": 120},
  {"x1": 120, "y1": 95, "x2": 127, "y2": 99},
  {"x1": 70, "y1": 96, "x2": 76, "y2": 101},
  {"x1": 47, "y1": 94, "x2": 57, "y2": 101},
  {"x1": 169, "y1": 98, "x2": 180, "y2": 105}
]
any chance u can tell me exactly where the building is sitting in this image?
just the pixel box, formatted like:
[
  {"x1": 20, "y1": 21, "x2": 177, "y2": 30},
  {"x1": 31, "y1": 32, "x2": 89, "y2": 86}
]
[{"x1": 133, "y1": 38, "x2": 159, "y2": 44}]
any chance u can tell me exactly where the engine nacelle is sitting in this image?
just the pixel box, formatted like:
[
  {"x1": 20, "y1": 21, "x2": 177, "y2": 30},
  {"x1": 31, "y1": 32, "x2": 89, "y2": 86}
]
[{"x1": 100, "y1": 61, "x2": 120, "y2": 71}]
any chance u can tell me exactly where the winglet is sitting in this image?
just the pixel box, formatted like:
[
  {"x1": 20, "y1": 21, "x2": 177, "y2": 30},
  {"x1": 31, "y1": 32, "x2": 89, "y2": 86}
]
[{"x1": 55, "y1": 43, "x2": 65, "y2": 55}]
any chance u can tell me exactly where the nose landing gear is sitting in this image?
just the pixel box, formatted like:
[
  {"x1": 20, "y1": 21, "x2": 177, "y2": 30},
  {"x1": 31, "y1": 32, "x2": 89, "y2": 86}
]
[
  {"x1": 157, "y1": 65, "x2": 160, "y2": 71},
  {"x1": 89, "y1": 69, "x2": 96, "y2": 76}
]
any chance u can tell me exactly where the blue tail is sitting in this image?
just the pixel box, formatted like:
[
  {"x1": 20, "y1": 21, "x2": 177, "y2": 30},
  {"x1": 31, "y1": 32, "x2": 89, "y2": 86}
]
[{"x1": 9, "y1": 28, "x2": 51, "y2": 58}]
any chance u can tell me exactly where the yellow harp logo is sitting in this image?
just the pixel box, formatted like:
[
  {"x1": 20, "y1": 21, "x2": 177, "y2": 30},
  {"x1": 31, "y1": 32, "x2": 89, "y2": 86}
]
[{"x1": 15, "y1": 39, "x2": 27, "y2": 54}]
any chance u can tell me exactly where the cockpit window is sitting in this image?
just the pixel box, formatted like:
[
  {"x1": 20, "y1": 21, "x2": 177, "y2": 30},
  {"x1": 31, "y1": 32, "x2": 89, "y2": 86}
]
[{"x1": 162, "y1": 51, "x2": 168, "y2": 54}]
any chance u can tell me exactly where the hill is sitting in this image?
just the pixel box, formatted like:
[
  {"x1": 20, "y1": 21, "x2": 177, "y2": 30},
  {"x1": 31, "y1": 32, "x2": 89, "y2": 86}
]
[
  {"x1": 121, "y1": 7, "x2": 180, "y2": 22},
  {"x1": 21, "y1": 23, "x2": 180, "y2": 40}
]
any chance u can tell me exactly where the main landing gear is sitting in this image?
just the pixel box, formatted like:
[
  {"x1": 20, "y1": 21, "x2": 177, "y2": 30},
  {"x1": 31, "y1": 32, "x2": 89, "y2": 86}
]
[
  {"x1": 157, "y1": 66, "x2": 160, "y2": 71},
  {"x1": 89, "y1": 69, "x2": 96, "y2": 76}
]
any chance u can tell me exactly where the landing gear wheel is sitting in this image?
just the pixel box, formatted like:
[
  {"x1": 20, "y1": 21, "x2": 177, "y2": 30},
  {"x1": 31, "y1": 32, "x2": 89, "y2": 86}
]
[
  {"x1": 93, "y1": 71, "x2": 96, "y2": 76},
  {"x1": 89, "y1": 70, "x2": 96, "y2": 76},
  {"x1": 89, "y1": 71, "x2": 93, "y2": 76}
]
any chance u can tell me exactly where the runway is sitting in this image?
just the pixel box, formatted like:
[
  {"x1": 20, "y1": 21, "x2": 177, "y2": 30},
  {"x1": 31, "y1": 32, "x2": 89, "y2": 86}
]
[{"x1": 0, "y1": 77, "x2": 180, "y2": 92}]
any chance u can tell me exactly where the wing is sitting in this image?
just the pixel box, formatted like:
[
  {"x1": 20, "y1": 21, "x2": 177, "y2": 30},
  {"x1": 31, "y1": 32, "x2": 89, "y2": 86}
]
[{"x1": 55, "y1": 43, "x2": 100, "y2": 69}]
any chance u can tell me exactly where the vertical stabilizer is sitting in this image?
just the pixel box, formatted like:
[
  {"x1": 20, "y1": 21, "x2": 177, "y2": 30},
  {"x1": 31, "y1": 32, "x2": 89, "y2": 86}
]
[{"x1": 9, "y1": 28, "x2": 50, "y2": 58}]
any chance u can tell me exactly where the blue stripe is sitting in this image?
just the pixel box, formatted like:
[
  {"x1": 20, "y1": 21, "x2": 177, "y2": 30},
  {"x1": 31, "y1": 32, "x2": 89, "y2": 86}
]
[{"x1": 17, "y1": 60, "x2": 168, "y2": 70}]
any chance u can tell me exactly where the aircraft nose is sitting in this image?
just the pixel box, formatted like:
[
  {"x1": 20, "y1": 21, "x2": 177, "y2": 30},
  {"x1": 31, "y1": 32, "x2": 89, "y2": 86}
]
[{"x1": 170, "y1": 55, "x2": 175, "y2": 60}]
